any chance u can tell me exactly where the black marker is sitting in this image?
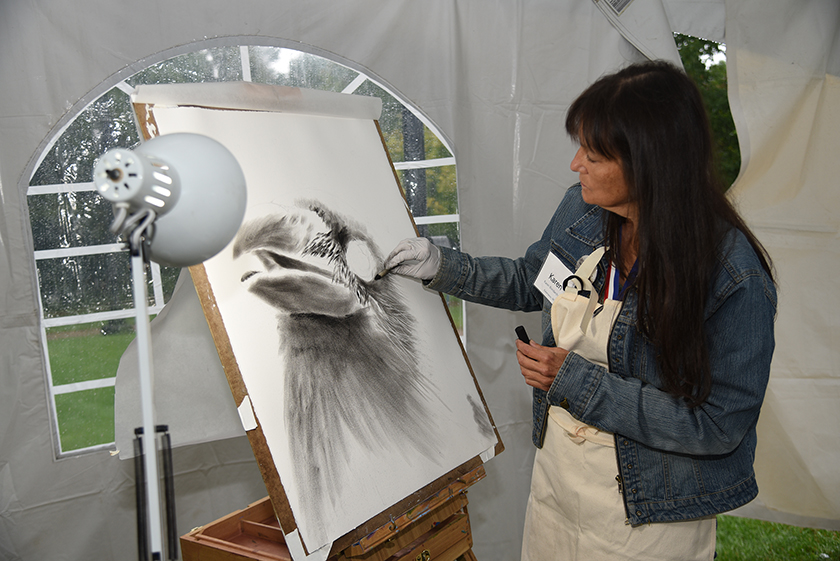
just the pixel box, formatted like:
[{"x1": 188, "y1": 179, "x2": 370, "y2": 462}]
[
  {"x1": 515, "y1": 325, "x2": 530, "y2": 344},
  {"x1": 373, "y1": 267, "x2": 392, "y2": 281}
]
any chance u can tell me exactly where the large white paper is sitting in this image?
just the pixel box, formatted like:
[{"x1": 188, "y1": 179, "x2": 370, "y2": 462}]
[{"x1": 148, "y1": 101, "x2": 498, "y2": 553}]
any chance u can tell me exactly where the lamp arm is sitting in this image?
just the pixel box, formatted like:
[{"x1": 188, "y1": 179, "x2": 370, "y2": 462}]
[
  {"x1": 110, "y1": 205, "x2": 129, "y2": 235},
  {"x1": 129, "y1": 210, "x2": 157, "y2": 256}
]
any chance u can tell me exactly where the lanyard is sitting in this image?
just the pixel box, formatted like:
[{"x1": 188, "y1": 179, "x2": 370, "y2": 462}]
[
  {"x1": 605, "y1": 226, "x2": 638, "y2": 301},
  {"x1": 605, "y1": 260, "x2": 638, "y2": 301}
]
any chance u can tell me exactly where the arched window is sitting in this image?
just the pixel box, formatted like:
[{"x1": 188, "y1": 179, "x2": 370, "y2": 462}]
[{"x1": 28, "y1": 43, "x2": 461, "y2": 456}]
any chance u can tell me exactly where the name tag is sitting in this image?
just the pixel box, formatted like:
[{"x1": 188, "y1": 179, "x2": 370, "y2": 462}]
[{"x1": 534, "y1": 250, "x2": 574, "y2": 302}]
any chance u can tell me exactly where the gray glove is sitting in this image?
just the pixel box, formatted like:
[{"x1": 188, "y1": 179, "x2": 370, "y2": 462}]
[{"x1": 382, "y1": 237, "x2": 442, "y2": 280}]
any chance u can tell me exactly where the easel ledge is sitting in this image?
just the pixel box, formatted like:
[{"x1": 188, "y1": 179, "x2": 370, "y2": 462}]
[{"x1": 181, "y1": 465, "x2": 486, "y2": 561}]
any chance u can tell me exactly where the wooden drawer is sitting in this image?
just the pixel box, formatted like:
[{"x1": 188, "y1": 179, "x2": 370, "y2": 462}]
[
  {"x1": 181, "y1": 494, "x2": 473, "y2": 561},
  {"x1": 180, "y1": 497, "x2": 291, "y2": 561}
]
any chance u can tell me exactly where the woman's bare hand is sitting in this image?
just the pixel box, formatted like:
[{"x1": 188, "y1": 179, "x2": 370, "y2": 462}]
[{"x1": 516, "y1": 339, "x2": 569, "y2": 392}]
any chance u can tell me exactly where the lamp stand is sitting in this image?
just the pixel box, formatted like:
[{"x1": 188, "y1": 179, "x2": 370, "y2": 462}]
[
  {"x1": 92, "y1": 132, "x2": 247, "y2": 558},
  {"x1": 129, "y1": 229, "x2": 178, "y2": 560}
]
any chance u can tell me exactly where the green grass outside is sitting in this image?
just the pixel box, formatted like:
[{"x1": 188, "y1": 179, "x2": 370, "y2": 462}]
[
  {"x1": 55, "y1": 387, "x2": 116, "y2": 450},
  {"x1": 47, "y1": 321, "x2": 136, "y2": 450},
  {"x1": 47, "y1": 320, "x2": 136, "y2": 385},
  {"x1": 716, "y1": 515, "x2": 840, "y2": 560}
]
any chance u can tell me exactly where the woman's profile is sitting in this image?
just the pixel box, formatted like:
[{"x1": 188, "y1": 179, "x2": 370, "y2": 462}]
[{"x1": 384, "y1": 60, "x2": 776, "y2": 560}]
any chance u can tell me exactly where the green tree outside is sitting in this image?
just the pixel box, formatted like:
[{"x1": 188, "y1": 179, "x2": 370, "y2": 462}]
[{"x1": 675, "y1": 33, "x2": 741, "y2": 189}]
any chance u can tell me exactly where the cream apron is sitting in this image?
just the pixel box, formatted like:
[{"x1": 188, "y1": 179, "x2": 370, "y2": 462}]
[{"x1": 521, "y1": 248, "x2": 716, "y2": 561}]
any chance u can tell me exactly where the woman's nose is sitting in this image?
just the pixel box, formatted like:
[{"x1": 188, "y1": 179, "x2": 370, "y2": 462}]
[{"x1": 570, "y1": 147, "x2": 585, "y2": 172}]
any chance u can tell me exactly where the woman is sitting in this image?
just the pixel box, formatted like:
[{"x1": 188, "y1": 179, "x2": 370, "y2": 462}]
[{"x1": 383, "y1": 60, "x2": 776, "y2": 560}]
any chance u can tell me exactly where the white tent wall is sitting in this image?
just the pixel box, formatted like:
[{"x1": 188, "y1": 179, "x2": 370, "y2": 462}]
[
  {"x1": 0, "y1": 1, "x2": 836, "y2": 559},
  {"x1": 724, "y1": 0, "x2": 840, "y2": 530}
]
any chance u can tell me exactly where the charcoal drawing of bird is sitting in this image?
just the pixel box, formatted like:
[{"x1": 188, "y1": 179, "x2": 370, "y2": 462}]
[{"x1": 231, "y1": 200, "x2": 441, "y2": 527}]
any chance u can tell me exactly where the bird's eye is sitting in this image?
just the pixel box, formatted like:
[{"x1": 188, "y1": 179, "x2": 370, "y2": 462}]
[{"x1": 241, "y1": 270, "x2": 259, "y2": 282}]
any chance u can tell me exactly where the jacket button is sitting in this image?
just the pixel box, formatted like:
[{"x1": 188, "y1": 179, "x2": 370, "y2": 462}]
[
  {"x1": 626, "y1": 464, "x2": 633, "y2": 469},
  {"x1": 537, "y1": 398, "x2": 542, "y2": 404},
  {"x1": 631, "y1": 488, "x2": 637, "y2": 494},
  {"x1": 559, "y1": 398, "x2": 569, "y2": 409},
  {"x1": 623, "y1": 440, "x2": 629, "y2": 446},
  {"x1": 636, "y1": 510, "x2": 642, "y2": 516}
]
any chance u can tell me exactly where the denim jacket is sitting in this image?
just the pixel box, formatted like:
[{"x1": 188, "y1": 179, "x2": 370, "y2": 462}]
[{"x1": 426, "y1": 184, "x2": 777, "y2": 525}]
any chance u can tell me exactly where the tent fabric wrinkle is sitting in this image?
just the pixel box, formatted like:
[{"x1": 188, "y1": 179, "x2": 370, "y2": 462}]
[
  {"x1": 662, "y1": 0, "x2": 726, "y2": 42},
  {"x1": 0, "y1": 0, "x2": 837, "y2": 559},
  {"x1": 590, "y1": 0, "x2": 683, "y2": 65}
]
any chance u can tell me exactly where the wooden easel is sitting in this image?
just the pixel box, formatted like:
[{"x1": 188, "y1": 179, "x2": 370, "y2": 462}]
[{"x1": 181, "y1": 466, "x2": 485, "y2": 561}]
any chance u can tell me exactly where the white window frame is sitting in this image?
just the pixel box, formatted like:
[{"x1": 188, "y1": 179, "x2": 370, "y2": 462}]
[{"x1": 28, "y1": 41, "x2": 462, "y2": 458}]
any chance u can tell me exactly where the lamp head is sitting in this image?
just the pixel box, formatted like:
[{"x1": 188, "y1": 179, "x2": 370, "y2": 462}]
[
  {"x1": 93, "y1": 147, "x2": 181, "y2": 214},
  {"x1": 94, "y1": 133, "x2": 247, "y2": 267}
]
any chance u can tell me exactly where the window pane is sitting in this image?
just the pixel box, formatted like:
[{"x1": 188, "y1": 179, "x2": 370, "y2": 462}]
[
  {"x1": 28, "y1": 191, "x2": 118, "y2": 251},
  {"x1": 55, "y1": 387, "x2": 115, "y2": 451},
  {"x1": 248, "y1": 47, "x2": 358, "y2": 92},
  {"x1": 30, "y1": 89, "x2": 139, "y2": 186},
  {"x1": 354, "y1": 83, "x2": 453, "y2": 164},
  {"x1": 426, "y1": 164, "x2": 458, "y2": 215},
  {"x1": 126, "y1": 46, "x2": 243, "y2": 86},
  {"x1": 352, "y1": 81, "x2": 408, "y2": 159},
  {"x1": 37, "y1": 253, "x2": 134, "y2": 318},
  {"x1": 425, "y1": 222, "x2": 461, "y2": 251},
  {"x1": 156, "y1": 265, "x2": 181, "y2": 304},
  {"x1": 36, "y1": 253, "x2": 180, "y2": 319},
  {"x1": 423, "y1": 129, "x2": 453, "y2": 160},
  {"x1": 398, "y1": 165, "x2": 458, "y2": 218},
  {"x1": 48, "y1": 320, "x2": 136, "y2": 385}
]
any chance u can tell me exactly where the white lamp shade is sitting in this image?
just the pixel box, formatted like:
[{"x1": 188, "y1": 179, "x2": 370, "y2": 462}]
[{"x1": 110, "y1": 133, "x2": 247, "y2": 267}]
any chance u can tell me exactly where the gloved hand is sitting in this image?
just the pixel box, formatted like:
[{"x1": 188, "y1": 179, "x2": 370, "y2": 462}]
[{"x1": 382, "y1": 237, "x2": 441, "y2": 280}]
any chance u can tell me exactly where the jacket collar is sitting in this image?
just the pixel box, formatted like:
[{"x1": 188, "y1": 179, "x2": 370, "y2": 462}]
[{"x1": 566, "y1": 204, "x2": 607, "y2": 249}]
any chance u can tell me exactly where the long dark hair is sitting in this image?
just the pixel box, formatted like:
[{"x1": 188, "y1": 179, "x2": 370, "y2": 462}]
[{"x1": 565, "y1": 60, "x2": 773, "y2": 407}]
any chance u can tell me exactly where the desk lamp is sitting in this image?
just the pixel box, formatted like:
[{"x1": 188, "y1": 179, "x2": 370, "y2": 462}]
[{"x1": 93, "y1": 132, "x2": 247, "y2": 560}]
